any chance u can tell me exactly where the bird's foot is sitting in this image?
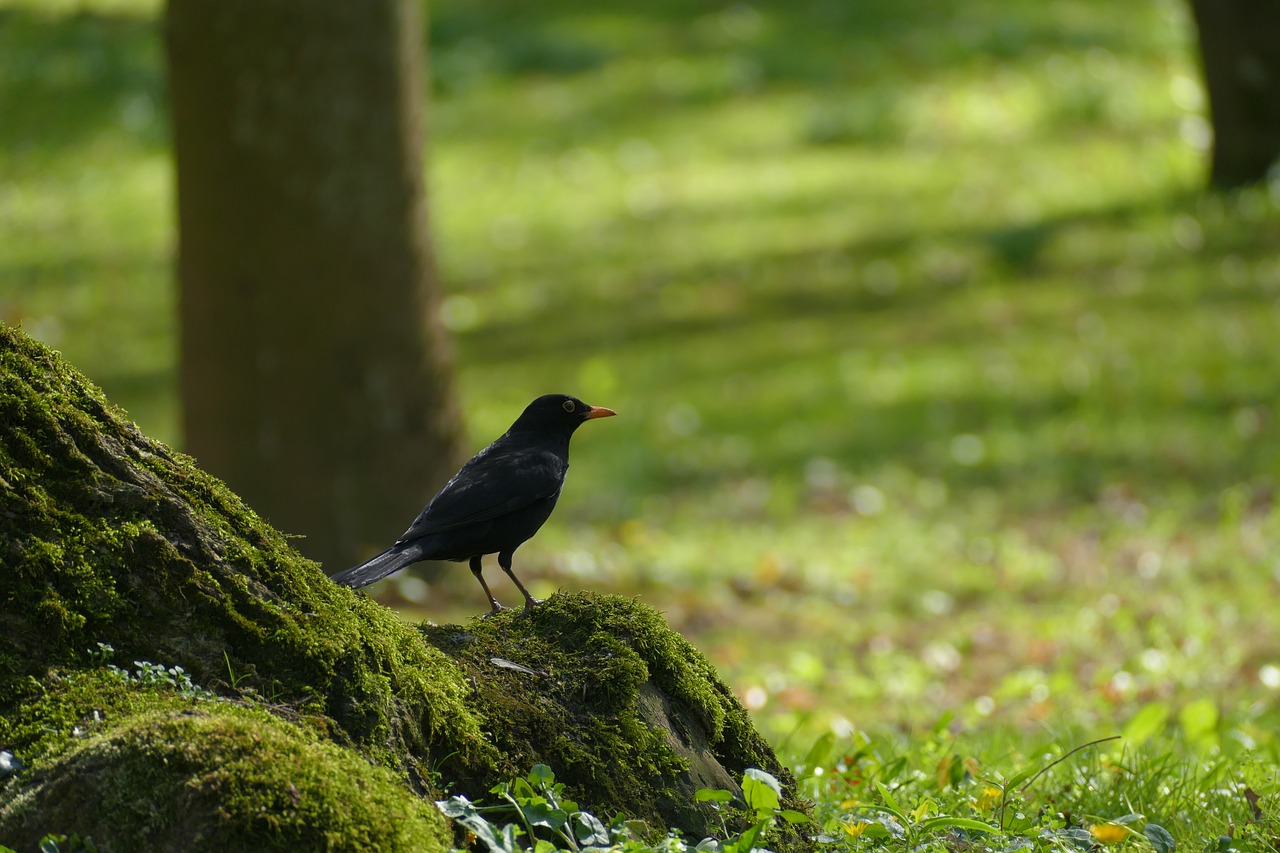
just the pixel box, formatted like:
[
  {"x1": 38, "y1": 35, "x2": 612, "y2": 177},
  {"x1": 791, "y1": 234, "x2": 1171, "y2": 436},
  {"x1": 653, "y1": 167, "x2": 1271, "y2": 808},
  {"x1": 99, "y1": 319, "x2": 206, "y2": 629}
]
[
  {"x1": 519, "y1": 597, "x2": 544, "y2": 615},
  {"x1": 482, "y1": 603, "x2": 508, "y2": 619}
]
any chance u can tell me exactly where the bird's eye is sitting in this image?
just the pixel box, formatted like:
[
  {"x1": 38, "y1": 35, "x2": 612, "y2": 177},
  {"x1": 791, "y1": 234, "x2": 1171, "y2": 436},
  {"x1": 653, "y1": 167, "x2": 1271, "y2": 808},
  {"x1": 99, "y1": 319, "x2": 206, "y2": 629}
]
[{"x1": 562, "y1": 400, "x2": 576, "y2": 412}]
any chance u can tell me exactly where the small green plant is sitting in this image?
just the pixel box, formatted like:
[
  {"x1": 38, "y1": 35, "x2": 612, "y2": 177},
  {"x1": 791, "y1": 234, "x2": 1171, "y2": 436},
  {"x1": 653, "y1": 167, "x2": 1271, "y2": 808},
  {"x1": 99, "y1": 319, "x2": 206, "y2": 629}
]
[
  {"x1": 223, "y1": 650, "x2": 250, "y2": 690},
  {"x1": 694, "y1": 768, "x2": 810, "y2": 852},
  {"x1": 34, "y1": 834, "x2": 98, "y2": 853},
  {"x1": 438, "y1": 764, "x2": 617, "y2": 853},
  {"x1": 437, "y1": 765, "x2": 804, "y2": 853},
  {"x1": 815, "y1": 779, "x2": 997, "y2": 847},
  {"x1": 99, "y1": 644, "x2": 217, "y2": 702}
]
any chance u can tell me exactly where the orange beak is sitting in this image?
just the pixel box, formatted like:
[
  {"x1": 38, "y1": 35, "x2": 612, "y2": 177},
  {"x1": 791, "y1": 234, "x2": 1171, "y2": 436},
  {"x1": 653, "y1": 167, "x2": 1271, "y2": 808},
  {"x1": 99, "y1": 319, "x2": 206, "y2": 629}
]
[{"x1": 584, "y1": 406, "x2": 618, "y2": 419}]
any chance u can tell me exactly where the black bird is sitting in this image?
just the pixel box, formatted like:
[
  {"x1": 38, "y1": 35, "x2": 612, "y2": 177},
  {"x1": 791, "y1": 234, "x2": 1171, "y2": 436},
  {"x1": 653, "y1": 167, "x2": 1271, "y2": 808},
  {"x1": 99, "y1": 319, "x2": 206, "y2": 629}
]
[{"x1": 330, "y1": 393, "x2": 617, "y2": 614}]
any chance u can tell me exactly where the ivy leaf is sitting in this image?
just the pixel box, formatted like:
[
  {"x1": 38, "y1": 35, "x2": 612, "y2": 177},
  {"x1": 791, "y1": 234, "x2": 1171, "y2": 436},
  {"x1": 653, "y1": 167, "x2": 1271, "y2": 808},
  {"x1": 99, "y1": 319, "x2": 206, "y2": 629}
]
[
  {"x1": 1145, "y1": 823, "x2": 1176, "y2": 853},
  {"x1": 575, "y1": 811, "x2": 611, "y2": 846},
  {"x1": 518, "y1": 801, "x2": 567, "y2": 832},
  {"x1": 527, "y1": 764, "x2": 555, "y2": 788}
]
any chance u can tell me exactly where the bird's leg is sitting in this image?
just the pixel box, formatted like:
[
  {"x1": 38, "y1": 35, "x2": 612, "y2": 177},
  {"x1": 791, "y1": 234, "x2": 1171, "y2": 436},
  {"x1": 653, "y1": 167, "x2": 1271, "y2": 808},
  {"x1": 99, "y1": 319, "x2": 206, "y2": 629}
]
[
  {"x1": 498, "y1": 551, "x2": 542, "y2": 612},
  {"x1": 470, "y1": 556, "x2": 505, "y2": 617}
]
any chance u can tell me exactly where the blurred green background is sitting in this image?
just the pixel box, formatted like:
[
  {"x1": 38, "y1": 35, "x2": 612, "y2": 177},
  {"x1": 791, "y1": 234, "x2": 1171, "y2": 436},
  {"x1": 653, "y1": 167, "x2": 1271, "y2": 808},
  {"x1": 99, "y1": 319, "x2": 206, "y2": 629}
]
[{"x1": 3, "y1": 0, "x2": 1280, "y2": 753}]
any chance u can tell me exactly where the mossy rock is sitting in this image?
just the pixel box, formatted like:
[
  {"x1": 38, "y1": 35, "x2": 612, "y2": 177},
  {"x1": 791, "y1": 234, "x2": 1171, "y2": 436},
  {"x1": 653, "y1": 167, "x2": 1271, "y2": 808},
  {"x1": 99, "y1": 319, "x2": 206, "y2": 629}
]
[
  {"x1": 0, "y1": 323, "x2": 808, "y2": 851},
  {"x1": 0, "y1": 674, "x2": 449, "y2": 852},
  {"x1": 422, "y1": 592, "x2": 802, "y2": 836}
]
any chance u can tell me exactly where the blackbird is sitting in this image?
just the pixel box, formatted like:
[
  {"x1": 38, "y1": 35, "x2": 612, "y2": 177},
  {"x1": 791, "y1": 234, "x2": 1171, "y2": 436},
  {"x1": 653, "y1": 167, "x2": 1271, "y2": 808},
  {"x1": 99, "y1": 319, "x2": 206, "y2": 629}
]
[{"x1": 330, "y1": 393, "x2": 617, "y2": 614}]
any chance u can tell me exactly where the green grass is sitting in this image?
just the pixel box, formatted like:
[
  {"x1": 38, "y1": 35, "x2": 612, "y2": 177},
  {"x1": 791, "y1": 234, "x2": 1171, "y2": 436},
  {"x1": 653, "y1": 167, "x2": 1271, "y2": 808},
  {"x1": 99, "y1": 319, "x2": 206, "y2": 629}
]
[{"x1": 4, "y1": 0, "x2": 1280, "y2": 845}]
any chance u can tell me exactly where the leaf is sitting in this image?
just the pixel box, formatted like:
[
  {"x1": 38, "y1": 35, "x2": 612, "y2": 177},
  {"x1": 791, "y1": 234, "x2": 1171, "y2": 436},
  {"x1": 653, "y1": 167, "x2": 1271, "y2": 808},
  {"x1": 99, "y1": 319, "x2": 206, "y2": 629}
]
[
  {"x1": 496, "y1": 823, "x2": 523, "y2": 853},
  {"x1": 1043, "y1": 827, "x2": 1095, "y2": 851},
  {"x1": 532, "y1": 841, "x2": 558, "y2": 853},
  {"x1": 726, "y1": 820, "x2": 766, "y2": 853},
  {"x1": 1002, "y1": 766, "x2": 1038, "y2": 793},
  {"x1": 528, "y1": 764, "x2": 556, "y2": 788},
  {"x1": 436, "y1": 796, "x2": 525, "y2": 853},
  {"x1": 779, "y1": 809, "x2": 811, "y2": 825},
  {"x1": 575, "y1": 812, "x2": 611, "y2": 846},
  {"x1": 917, "y1": 815, "x2": 998, "y2": 833},
  {"x1": 518, "y1": 801, "x2": 568, "y2": 831},
  {"x1": 935, "y1": 755, "x2": 956, "y2": 790},
  {"x1": 743, "y1": 769, "x2": 781, "y2": 812},
  {"x1": 874, "y1": 781, "x2": 902, "y2": 814},
  {"x1": 1123, "y1": 702, "x2": 1170, "y2": 746},
  {"x1": 745, "y1": 768, "x2": 782, "y2": 793},
  {"x1": 862, "y1": 821, "x2": 892, "y2": 839},
  {"x1": 435, "y1": 795, "x2": 478, "y2": 818},
  {"x1": 622, "y1": 819, "x2": 650, "y2": 840},
  {"x1": 695, "y1": 788, "x2": 734, "y2": 803},
  {"x1": 1145, "y1": 823, "x2": 1176, "y2": 853}
]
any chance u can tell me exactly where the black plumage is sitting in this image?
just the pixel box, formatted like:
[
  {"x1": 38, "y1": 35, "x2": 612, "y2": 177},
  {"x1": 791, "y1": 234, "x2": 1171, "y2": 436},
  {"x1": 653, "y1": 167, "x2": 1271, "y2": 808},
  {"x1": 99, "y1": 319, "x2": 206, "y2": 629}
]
[{"x1": 330, "y1": 393, "x2": 617, "y2": 614}]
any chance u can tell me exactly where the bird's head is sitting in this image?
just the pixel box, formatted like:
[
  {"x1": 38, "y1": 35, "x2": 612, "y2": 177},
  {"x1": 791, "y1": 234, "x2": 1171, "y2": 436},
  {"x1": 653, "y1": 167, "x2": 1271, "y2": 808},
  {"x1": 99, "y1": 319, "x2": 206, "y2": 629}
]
[{"x1": 511, "y1": 394, "x2": 618, "y2": 435}]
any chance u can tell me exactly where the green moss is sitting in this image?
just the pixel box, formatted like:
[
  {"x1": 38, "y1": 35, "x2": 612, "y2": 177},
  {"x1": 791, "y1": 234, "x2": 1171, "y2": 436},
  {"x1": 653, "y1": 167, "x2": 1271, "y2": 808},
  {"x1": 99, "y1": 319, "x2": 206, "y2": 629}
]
[
  {"x1": 0, "y1": 673, "x2": 450, "y2": 853},
  {"x1": 0, "y1": 324, "x2": 803, "y2": 848},
  {"x1": 0, "y1": 322, "x2": 496, "y2": 791},
  {"x1": 421, "y1": 592, "x2": 805, "y2": 842}
]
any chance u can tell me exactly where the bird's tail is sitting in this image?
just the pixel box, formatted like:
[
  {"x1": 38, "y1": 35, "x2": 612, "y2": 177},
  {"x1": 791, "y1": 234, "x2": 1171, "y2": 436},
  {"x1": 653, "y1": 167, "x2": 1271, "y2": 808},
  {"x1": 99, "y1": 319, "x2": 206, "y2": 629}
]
[{"x1": 330, "y1": 541, "x2": 425, "y2": 589}]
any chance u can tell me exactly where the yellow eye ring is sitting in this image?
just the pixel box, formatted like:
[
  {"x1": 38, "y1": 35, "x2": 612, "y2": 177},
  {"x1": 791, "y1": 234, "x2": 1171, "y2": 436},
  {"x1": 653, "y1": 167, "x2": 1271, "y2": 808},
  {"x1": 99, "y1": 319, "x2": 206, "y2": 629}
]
[{"x1": 562, "y1": 399, "x2": 576, "y2": 412}]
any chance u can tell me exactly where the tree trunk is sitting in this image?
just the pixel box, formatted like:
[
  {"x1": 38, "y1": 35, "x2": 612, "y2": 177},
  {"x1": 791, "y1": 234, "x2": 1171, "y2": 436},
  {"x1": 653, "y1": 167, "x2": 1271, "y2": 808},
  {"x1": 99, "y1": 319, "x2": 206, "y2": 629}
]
[
  {"x1": 166, "y1": 0, "x2": 464, "y2": 571},
  {"x1": 1188, "y1": 0, "x2": 1280, "y2": 187}
]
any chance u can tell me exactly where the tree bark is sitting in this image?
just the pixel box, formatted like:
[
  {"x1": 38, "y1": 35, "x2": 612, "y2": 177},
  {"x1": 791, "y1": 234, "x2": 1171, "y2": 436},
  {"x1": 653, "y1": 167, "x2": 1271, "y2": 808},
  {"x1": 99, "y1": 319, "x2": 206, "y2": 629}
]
[
  {"x1": 166, "y1": 0, "x2": 464, "y2": 570},
  {"x1": 1188, "y1": 0, "x2": 1280, "y2": 187}
]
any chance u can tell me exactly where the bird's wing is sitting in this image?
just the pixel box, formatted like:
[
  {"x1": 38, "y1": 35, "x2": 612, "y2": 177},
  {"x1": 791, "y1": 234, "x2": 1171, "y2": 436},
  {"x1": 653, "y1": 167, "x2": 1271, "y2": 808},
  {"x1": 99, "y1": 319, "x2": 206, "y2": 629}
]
[{"x1": 398, "y1": 444, "x2": 567, "y2": 542}]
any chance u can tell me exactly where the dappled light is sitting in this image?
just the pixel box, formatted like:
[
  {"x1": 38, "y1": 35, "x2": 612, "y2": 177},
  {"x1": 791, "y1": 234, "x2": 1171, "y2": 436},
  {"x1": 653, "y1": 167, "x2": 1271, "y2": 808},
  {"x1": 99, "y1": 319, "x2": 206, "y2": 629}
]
[{"x1": 4, "y1": 0, "x2": 1280, "y2": 844}]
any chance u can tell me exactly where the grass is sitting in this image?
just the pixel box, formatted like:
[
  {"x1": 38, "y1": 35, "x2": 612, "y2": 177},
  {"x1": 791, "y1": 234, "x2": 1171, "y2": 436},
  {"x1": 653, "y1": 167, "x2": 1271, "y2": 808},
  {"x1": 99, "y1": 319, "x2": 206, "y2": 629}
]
[{"x1": 4, "y1": 0, "x2": 1280, "y2": 845}]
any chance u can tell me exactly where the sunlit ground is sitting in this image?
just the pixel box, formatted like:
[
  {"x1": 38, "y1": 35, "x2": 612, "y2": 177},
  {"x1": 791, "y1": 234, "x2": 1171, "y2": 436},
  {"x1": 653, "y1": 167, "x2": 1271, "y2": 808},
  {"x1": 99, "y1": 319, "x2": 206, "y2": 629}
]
[{"x1": 4, "y1": 0, "x2": 1280, "y2": 841}]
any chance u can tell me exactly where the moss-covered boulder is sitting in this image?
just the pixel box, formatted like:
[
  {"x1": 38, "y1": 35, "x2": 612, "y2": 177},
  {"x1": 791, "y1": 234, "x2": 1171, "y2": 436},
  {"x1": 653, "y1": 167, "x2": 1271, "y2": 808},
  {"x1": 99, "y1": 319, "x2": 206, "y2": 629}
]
[
  {"x1": 422, "y1": 592, "x2": 791, "y2": 835},
  {"x1": 0, "y1": 323, "x2": 807, "y2": 851},
  {"x1": 0, "y1": 673, "x2": 449, "y2": 852}
]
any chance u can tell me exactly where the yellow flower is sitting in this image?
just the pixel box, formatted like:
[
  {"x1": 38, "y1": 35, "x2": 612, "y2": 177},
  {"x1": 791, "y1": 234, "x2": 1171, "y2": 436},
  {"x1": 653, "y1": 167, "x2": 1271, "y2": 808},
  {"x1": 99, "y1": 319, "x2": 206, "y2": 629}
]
[
  {"x1": 842, "y1": 820, "x2": 871, "y2": 837},
  {"x1": 1090, "y1": 823, "x2": 1131, "y2": 844},
  {"x1": 976, "y1": 786, "x2": 1002, "y2": 813}
]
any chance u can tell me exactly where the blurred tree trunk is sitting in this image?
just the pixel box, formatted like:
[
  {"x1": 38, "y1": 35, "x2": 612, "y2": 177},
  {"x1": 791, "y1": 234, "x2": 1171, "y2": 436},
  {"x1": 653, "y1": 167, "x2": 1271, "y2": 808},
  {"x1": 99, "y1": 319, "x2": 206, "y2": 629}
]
[
  {"x1": 166, "y1": 0, "x2": 464, "y2": 571},
  {"x1": 1188, "y1": 0, "x2": 1280, "y2": 187}
]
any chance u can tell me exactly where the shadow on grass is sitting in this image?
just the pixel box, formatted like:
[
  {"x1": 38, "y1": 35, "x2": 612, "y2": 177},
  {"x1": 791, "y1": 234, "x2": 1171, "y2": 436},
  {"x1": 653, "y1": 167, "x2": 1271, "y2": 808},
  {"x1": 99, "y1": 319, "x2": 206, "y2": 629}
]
[
  {"x1": 428, "y1": 0, "x2": 1177, "y2": 146},
  {"x1": 429, "y1": 0, "x2": 1165, "y2": 88},
  {"x1": 451, "y1": 185, "x2": 1280, "y2": 512},
  {"x1": 452, "y1": 188, "x2": 1228, "y2": 363}
]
